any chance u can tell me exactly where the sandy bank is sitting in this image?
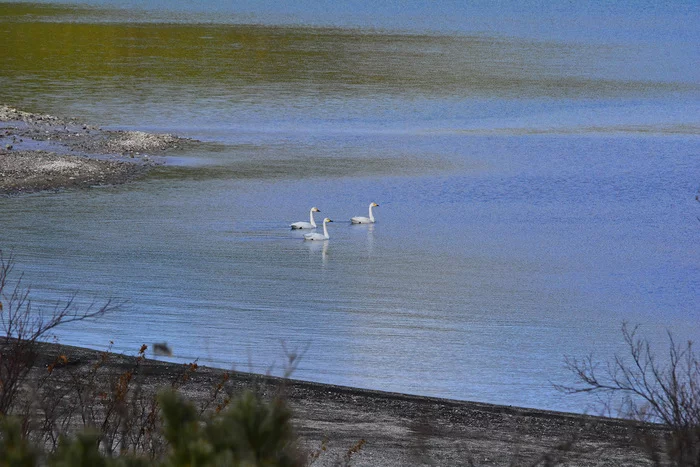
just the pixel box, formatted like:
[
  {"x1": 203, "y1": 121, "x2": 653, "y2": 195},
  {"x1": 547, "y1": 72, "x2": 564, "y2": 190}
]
[
  {"x1": 0, "y1": 105, "x2": 193, "y2": 195},
  {"x1": 21, "y1": 341, "x2": 662, "y2": 466}
]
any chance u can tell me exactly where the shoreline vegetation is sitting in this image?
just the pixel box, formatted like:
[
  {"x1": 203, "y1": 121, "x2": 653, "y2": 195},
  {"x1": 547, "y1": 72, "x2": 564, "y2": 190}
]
[
  {"x1": 0, "y1": 105, "x2": 193, "y2": 195},
  {"x1": 19, "y1": 340, "x2": 661, "y2": 465}
]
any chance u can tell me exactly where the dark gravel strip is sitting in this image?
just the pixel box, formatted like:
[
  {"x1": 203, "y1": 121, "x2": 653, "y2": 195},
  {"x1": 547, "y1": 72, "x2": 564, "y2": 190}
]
[{"x1": 21, "y1": 341, "x2": 665, "y2": 466}]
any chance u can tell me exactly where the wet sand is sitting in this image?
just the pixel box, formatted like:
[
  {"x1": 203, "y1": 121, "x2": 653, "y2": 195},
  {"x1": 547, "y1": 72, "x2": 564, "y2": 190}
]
[
  {"x1": 24, "y1": 341, "x2": 662, "y2": 466},
  {"x1": 0, "y1": 105, "x2": 192, "y2": 195}
]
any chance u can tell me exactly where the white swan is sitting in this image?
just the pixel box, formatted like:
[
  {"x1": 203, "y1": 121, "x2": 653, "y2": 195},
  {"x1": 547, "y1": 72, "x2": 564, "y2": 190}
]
[
  {"x1": 351, "y1": 202, "x2": 379, "y2": 224},
  {"x1": 290, "y1": 207, "x2": 321, "y2": 229},
  {"x1": 304, "y1": 218, "x2": 332, "y2": 241}
]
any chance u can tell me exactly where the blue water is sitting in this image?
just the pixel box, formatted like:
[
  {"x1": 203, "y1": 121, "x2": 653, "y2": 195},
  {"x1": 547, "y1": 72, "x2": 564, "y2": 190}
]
[{"x1": 0, "y1": 0, "x2": 698, "y2": 414}]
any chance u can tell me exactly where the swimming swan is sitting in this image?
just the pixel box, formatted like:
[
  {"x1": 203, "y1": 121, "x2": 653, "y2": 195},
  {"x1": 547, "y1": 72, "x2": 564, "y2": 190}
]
[
  {"x1": 351, "y1": 202, "x2": 379, "y2": 224},
  {"x1": 291, "y1": 207, "x2": 321, "y2": 229},
  {"x1": 304, "y1": 218, "x2": 332, "y2": 241}
]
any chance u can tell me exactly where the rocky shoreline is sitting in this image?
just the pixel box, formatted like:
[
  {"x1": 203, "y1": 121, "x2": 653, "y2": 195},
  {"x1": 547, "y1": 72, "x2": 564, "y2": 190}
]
[
  {"x1": 0, "y1": 105, "x2": 192, "y2": 195},
  {"x1": 21, "y1": 341, "x2": 663, "y2": 466}
]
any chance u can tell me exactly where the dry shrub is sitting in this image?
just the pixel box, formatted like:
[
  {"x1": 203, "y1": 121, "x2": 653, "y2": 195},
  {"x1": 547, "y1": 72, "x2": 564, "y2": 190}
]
[{"x1": 559, "y1": 322, "x2": 700, "y2": 466}]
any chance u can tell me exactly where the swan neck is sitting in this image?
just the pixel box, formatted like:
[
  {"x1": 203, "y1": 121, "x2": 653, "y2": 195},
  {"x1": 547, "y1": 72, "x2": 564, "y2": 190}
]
[
  {"x1": 309, "y1": 209, "x2": 317, "y2": 227},
  {"x1": 323, "y1": 221, "x2": 329, "y2": 238},
  {"x1": 368, "y1": 204, "x2": 375, "y2": 222}
]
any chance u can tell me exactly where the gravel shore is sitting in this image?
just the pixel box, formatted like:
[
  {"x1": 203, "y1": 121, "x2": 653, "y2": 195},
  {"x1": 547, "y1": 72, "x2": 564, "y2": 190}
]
[
  {"x1": 22, "y1": 341, "x2": 663, "y2": 466},
  {"x1": 0, "y1": 105, "x2": 192, "y2": 195}
]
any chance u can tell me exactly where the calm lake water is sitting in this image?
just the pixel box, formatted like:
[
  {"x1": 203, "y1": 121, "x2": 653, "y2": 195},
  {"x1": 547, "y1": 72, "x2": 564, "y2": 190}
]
[{"x1": 0, "y1": 1, "x2": 698, "y2": 413}]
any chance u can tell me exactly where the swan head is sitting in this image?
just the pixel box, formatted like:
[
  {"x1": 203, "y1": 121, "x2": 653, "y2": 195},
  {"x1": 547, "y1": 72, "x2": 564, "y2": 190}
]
[
  {"x1": 311, "y1": 207, "x2": 321, "y2": 212},
  {"x1": 323, "y1": 218, "x2": 333, "y2": 223},
  {"x1": 370, "y1": 202, "x2": 379, "y2": 207}
]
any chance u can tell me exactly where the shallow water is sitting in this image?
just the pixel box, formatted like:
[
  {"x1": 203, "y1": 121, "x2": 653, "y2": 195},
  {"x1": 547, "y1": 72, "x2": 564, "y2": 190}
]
[{"x1": 0, "y1": 2, "x2": 699, "y2": 413}]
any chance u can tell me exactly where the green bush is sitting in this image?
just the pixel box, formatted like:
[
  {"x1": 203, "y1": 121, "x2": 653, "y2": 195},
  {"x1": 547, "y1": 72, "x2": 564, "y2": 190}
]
[
  {"x1": 160, "y1": 389, "x2": 300, "y2": 467},
  {"x1": 0, "y1": 388, "x2": 302, "y2": 467},
  {"x1": 0, "y1": 417, "x2": 38, "y2": 467}
]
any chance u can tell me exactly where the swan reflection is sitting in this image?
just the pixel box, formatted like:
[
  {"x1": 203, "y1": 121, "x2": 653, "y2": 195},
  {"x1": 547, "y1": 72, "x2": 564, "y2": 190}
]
[
  {"x1": 305, "y1": 238, "x2": 329, "y2": 265},
  {"x1": 366, "y1": 223, "x2": 375, "y2": 255}
]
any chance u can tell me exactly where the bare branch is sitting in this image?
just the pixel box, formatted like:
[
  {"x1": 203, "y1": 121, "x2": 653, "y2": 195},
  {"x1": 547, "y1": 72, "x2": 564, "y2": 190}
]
[
  {"x1": 0, "y1": 250, "x2": 123, "y2": 415},
  {"x1": 558, "y1": 322, "x2": 700, "y2": 464}
]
